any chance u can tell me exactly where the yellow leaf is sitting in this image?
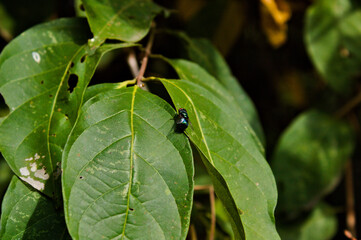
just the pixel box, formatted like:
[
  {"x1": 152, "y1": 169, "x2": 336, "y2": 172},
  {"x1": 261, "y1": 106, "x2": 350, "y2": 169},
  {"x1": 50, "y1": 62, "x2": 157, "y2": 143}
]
[{"x1": 260, "y1": 0, "x2": 291, "y2": 48}]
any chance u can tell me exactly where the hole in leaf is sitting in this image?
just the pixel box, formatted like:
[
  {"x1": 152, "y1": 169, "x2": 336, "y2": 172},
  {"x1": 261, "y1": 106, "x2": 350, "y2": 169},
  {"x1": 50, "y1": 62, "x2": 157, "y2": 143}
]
[
  {"x1": 40, "y1": 80, "x2": 44, "y2": 84},
  {"x1": 79, "y1": 4, "x2": 85, "y2": 11},
  {"x1": 80, "y1": 55, "x2": 87, "y2": 63},
  {"x1": 49, "y1": 94, "x2": 53, "y2": 98},
  {"x1": 0, "y1": 94, "x2": 10, "y2": 117},
  {"x1": 129, "y1": 208, "x2": 134, "y2": 211},
  {"x1": 70, "y1": 62, "x2": 75, "y2": 68},
  {"x1": 65, "y1": 114, "x2": 69, "y2": 120},
  {"x1": 68, "y1": 74, "x2": 78, "y2": 93},
  {"x1": 79, "y1": 176, "x2": 83, "y2": 179}
]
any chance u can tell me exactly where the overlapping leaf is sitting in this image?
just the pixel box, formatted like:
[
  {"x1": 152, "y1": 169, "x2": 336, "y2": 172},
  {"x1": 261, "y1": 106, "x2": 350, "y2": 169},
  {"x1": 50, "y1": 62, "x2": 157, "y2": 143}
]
[
  {"x1": 305, "y1": 0, "x2": 361, "y2": 92},
  {"x1": 62, "y1": 87, "x2": 193, "y2": 239},
  {"x1": 83, "y1": 0, "x2": 163, "y2": 46},
  {"x1": 0, "y1": 176, "x2": 70, "y2": 239},
  {"x1": 278, "y1": 203, "x2": 337, "y2": 240},
  {"x1": 0, "y1": 18, "x2": 136, "y2": 198},
  {"x1": 164, "y1": 58, "x2": 264, "y2": 154},
  {"x1": 272, "y1": 110, "x2": 354, "y2": 214},
  {"x1": 160, "y1": 78, "x2": 279, "y2": 239},
  {"x1": 174, "y1": 33, "x2": 265, "y2": 144}
]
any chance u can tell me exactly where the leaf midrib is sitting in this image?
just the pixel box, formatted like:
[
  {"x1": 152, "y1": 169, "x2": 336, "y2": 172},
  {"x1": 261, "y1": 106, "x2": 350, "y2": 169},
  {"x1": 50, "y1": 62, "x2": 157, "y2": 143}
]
[
  {"x1": 46, "y1": 45, "x2": 86, "y2": 195},
  {"x1": 161, "y1": 79, "x2": 214, "y2": 165},
  {"x1": 120, "y1": 86, "x2": 137, "y2": 239}
]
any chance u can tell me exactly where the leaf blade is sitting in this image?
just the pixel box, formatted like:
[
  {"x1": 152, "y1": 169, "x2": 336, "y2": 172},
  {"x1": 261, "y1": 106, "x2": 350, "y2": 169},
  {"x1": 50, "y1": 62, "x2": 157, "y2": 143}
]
[
  {"x1": 305, "y1": 0, "x2": 361, "y2": 92},
  {"x1": 83, "y1": 0, "x2": 163, "y2": 46},
  {"x1": 272, "y1": 110, "x2": 354, "y2": 215},
  {"x1": 0, "y1": 176, "x2": 70, "y2": 239},
  {"x1": 62, "y1": 87, "x2": 194, "y2": 239},
  {"x1": 160, "y1": 78, "x2": 279, "y2": 239},
  {"x1": 0, "y1": 18, "x2": 136, "y2": 198}
]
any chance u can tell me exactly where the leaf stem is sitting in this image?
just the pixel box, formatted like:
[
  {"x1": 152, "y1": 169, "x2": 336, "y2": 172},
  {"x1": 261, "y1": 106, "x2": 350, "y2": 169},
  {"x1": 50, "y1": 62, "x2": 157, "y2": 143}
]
[
  {"x1": 335, "y1": 88, "x2": 361, "y2": 118},
  {"x1": 136, "y1": 23, "x2": 156, "y2": 88},
  {"x1": 345, "y1": 161, "x2": 357, "y2": 238},
  {"x1": 194, "y1": 185, "x2": 216, "y2": 240}
]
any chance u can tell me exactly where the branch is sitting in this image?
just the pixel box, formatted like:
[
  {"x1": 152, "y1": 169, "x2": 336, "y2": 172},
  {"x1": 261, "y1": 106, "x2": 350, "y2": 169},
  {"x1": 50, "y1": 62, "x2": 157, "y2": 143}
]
[
  {"x1": 335, "y1": 88, "x2": 361, "y2": 118},
  {"x1": 209, "y1": 186, "x2": 216, "y2": 240},
  {"x1": 194, "y1": 185, "x2": 216, "y2": 240},
  {"x1": 136, "y1": 23, "x2": 156, "y2": 88},
  {"x1": 345, "y1": 161, "x2": 357, "y2": 238}
]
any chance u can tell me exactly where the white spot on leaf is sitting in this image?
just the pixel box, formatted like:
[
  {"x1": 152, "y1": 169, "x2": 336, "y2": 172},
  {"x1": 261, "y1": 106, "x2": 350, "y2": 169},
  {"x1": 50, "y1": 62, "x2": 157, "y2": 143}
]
[
  {"x1": 20, "y1": 167, "x2": 30, "y2": 176},
  {"x1": 34, "y1": 153, "x2": 40, "y2": 160},
  {"x1": 34, "y1": 168, "x2": 49, "y2": 180},
  {"x1": 20, "y1": 177, "x2": 45, "y2": 190},
  {"x1": 30, "y1": 162, "x2": 37, "y2": 172},
  {"x1": 25, "y1": 157, "x2": 33, "y2": 161},
  {"x1": 32, "y1": 52, "x2": 41, "y2": 63}
]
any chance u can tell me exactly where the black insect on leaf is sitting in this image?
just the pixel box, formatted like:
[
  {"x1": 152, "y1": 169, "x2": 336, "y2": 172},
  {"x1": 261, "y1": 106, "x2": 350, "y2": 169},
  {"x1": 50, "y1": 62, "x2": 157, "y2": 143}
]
[{"x1": 175, "y1": 108, "x2": 189, "y2": 133}]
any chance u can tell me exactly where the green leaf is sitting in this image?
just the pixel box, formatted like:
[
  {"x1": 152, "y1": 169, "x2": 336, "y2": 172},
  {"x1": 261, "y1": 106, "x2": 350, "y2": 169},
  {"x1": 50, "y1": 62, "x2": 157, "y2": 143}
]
[
  {"x1": 0, "y1": 157, "x2": 13, "y2": 203},
  {"x1": 75, "y1": 0, "x2": 87, "y2": 17},
  {"x1": 62, "y1": 87, "x2": 194, "y2": 239},
  {"x1": 163, "y1": 58, "x2": 264, "y2": 154},
  {"x1": 174, "y1": 33, "x2": 265, "y2": 145},
  {"x1": 0, "y1": 176, "x2": 70, "y2": 239},
  {"x1": 83, "y1": 81, "x2": 136, "y2": 103},
  {"x1": 160, "y1": 78, "x2": 279, "y2": 240},
  {"x1": 278, "y1": 203, "x2": 337, "y2": 240},
  {"x1": 83, "y1": 0, "x2": 163, "y2": 46},
  {"x1": 305, "y1": 0, "x2": 361, "y2": 92},
  {"x1": 272, "y1": 110, "x2": 354, "y2": 214},
  {"x1": 0, "y1": 18, "x2": 136, "y2": 198}
]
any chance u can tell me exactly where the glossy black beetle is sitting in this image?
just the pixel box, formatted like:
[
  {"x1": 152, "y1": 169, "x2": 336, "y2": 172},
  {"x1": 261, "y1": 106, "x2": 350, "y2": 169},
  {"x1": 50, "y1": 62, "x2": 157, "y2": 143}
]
[{"x1": 175, "y1": 108, "x2": 189, "y2": 133}]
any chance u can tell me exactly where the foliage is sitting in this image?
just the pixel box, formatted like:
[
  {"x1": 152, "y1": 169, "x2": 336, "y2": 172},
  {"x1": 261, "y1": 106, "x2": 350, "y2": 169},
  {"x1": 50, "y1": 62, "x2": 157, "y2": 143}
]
[{"x1": 0, "y1": 0, "x2": 359, "y2": 239}]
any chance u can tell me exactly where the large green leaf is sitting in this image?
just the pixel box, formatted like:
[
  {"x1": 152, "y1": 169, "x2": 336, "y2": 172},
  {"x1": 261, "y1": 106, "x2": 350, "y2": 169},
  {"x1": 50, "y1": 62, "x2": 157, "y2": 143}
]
[
  {"x1": 62, "y1": 86, "x2": 194, "y2": 239},
  {"x1": 163, "y1": 58, "x2": 264, "y2": 155},
  {"x1": 305, "y1": 0, "x2": 361, "y2": 92},
  {"x1": 174, "y1": 32, "x2": 265, "y2": 145},
  {"x1": 0, "y1": 18, "x2": 136, "y2": 199},
  {"x1": 278, "y1": 203, "x2": 337, "y2": 240},
  {"x1": 0, "y1": 176, "x2": 70, "y2": 239},
  {"x1": 272, "y1": 110, "x2": 354, "y2": 214},
  {"x1": 83, "y1": 0, "x2": 163, "y2": 46},
  {"x1": 160, "y1": 78, "x2": 279, "y2": 239}
]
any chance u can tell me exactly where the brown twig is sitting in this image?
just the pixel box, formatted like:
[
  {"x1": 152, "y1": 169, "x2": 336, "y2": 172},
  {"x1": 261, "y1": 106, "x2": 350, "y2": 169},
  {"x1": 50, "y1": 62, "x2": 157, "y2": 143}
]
[
  {"x1": 189, "y1": 224, "x2": 198, "y2": 240},
  {"x1": 136, "y1": 23, "x2": 156, "y2": 88},
  {"x1": 335, "y1": 89, "x2": 361, "y2": 118},
  {"x1": 345, "y1": 161, "x2": 357, "y2": 238},
  {"x1": 194, "y1": 185, "x2": 216, "y2": 240},
  {"x1": 209, "y1": 186, "x2": 216, "y2": 240}
]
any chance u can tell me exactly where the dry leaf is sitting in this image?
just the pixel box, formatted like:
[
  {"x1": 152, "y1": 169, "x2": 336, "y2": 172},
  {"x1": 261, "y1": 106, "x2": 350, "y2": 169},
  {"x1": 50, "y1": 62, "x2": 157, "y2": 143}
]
[
  {"x1": 176, "y1": 0, "x2": 206, "y2": 21},
  {"x1": 213, "y1": 0, "x2": 244, "y2": 56},
  {"x1": 260, "y1": 0, "x2": 291, "y2": 48}
]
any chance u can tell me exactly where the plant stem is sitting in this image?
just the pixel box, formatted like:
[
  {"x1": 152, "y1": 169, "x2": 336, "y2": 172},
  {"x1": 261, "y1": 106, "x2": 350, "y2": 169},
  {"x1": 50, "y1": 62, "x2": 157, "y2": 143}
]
[
  {"x1": 136, "y1": 23, "x2": 156, "y2": 88},
  {"x1": 190, "y1": 224, "x2": 198, "y2": 240},
  {"x1": 209, "y1": 186, "x2": 215, "y2": 240},
  {"x1": 127, "y1": 49, "x2": 139, "y2": 78},
  {"x1": 194, "y1": 185, "x2": 216, "y2": 240},
  {"x1": 336, "y1": 89, "x2": 361, "y2": 118},
  {"x1": 345, "y1": 161, "x2": 357, "y2": 238}
]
